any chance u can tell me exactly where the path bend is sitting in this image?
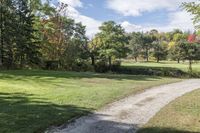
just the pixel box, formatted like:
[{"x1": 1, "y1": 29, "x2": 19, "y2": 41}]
[{"x1": 48, "y1": 79, "x2": 200, "y2": 133}]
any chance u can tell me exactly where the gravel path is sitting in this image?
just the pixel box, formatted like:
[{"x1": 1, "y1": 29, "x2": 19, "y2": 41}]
[{"x1": 47, "y1": 79, "x2": 200, "y2": 133}]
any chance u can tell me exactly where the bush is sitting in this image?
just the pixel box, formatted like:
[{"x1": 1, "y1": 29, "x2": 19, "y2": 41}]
[
  {"x1": 45, "y1": 61, "x2": 59, "y2": 70},
  {"x1": 72, "y1": 62, "x2": 94, "y2": 72},
  {"x1": 112, "y1": 66, "x2": 188, "y2": 77},
  {"x1": 111, "y1": 60, "x2": 121, "y2": 71},
  {"x1": 94, "y1": 60, "x2": 109, "y2": 73}
]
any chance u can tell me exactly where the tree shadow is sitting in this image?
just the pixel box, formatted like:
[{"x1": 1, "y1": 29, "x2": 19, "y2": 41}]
[
  {"x1": 0, "y1": 92, "x2": 198, "y2": 133},
  {"x1": 47, "y1": 115, "x2": 200, "y2": 133},
  {"x1": 48, "y1": 117, "x2": 138, "y2": 133},
  {"x1": 0, "y1": 70, "x2": 162, "y2": 82},
  {"x1": 0, "y1": 92, "x2": 92, "y2": 133}
]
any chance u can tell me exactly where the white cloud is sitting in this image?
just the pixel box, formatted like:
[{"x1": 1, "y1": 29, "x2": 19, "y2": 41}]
[
  {"x1": 121, "y1": 21, "x2": 142, "y2": 32},
  {"x1": 147, "y1": 11, "x2": 194, "y2": 32},
  {"x1": 120, "y1": 11, "x2": 194, "y2": 33},
  {"x1": 168, "y1": 11, "x2": 194, "y2": 30},
  {"x1": 56, "y1": 0, "x2": 195, "y2": 37},
  {"x1": 58, "y1": 0, "x2": 102, "y2": 38},
  {"x1": 107, "y1": 0, "x2": 195, "y2": 16},
  {"x1": 59, "y1": 0, "x2": 83, "y2": 7},
  {"x1": 68, "y1": 8, "x2": 101, "y2": 37}
]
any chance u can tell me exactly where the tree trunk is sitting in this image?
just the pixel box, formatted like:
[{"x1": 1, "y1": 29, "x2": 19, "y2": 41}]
[
  {"x1": 189, "y1": 60, "x2": 192, "y2": 72},
  {"x1": 177, "y1": 58, "x2": 180, "y2": 63},
  {"x1": 146, "y1": 48, "x2": 149, "y2": 62},
  {"x1": 91, "y1": 55, "x2": 95, "y2": 66},
  {"x1": 0, "y1": 2, "x2": 3, "y2": 67},
  {"x1": 134, "y1": 57, "x2": 137, "y2": 62},
  {"x1": 108, "y1": 56, "x2": 112, "y2": 69},
  {"x1": 157, "y1": 57, "x2": 159, "y2": 63}
]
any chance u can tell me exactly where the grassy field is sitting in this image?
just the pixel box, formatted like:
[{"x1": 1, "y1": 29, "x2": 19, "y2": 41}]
[
  {"x1": 0, "y1": 70, "x2": 181, "y2": 133},
  {"x1": 138, "y1": 89, "x2": 200, "y2": 133},
  {"x1": 122, "y1": 60, "x2": 200, "y2": 72}
]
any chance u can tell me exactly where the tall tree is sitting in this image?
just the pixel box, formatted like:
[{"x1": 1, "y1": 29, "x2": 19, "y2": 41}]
[
  {"x1": 128, "y1": 32, "x2": 143, "y2": 62},
  {"x1": 141, "y1": 33, "x2": 155, "y2": 62},
  {"x1": 98, "y1": 21, "x2": 129, "y2": 68},
  {"x1": 179, "y1": 42, "x2": 200, "y2": 71}
]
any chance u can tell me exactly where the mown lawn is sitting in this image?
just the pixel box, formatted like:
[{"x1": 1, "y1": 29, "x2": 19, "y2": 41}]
[
  {"x1": 138, "y1": 89, "x2": 200, "y2": 133},
  {"x1": 122, "y1": 60, "x2": 200, "y2": 72},
  {"x1": 0, "y1": 70, "x2": 180, "y2": 133}
]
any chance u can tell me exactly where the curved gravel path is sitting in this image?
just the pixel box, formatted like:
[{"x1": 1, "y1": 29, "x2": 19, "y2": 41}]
[{"x1": 48, "y1": 79, "x2": 200, "y2": 133}]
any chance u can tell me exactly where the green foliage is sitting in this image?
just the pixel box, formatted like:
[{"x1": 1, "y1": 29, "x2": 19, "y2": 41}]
[
  {"x1": 182, "y1": 2, "x2": 200, "y2": 28},
  {"x1": 0, "y1": 0, "x2": 40, "y2": 69},
  {"x1": 97, "y1": 21, "x2": 129, "y2": 67},
  {"x1": 113, "y1": 66, "x2": 187, "y2": 77},
  {"x1": 128, "y1": 32, "x2": 143, "y2": 62},
  {"x1": 152, "y1": 41, "x2": 168, "y2": 62},
  {"x1": 140, "y1": 33, "x2": 155, "y2": 62},
  {"x1": 0, "y1": 0, "x2": 200, "y2": 73},
  {"x1": 178, "y1": 42, "x2": 200, "y2": 71}
]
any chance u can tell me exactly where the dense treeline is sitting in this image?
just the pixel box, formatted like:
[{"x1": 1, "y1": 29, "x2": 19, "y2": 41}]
[
  {"x1": 0, "y1": 0, "x2": 88, "y2": 70},
  {"x1": 0, "y1": 0, "x2": 40, "y2": 69},
  {"x1": 0, "y1": 0, "x2": 200, "y2": 72}
]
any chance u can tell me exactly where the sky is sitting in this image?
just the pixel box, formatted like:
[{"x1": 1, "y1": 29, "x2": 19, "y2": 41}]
[{"x1": 53, "y1": 0, "x2": 196, "y2": 37}]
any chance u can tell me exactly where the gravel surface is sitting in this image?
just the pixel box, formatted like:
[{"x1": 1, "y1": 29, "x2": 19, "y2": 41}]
[{"x1": 47, "y1": 79, "x2": 200, "y2": 133}]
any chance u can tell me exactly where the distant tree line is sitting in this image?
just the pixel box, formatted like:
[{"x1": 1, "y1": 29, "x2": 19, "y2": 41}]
[
  {"x1": 127, "y1": 29, "x2": 200, "y2": 71},
  {"x1": 0, "y1": 0, "x2": 200, "y2": 72}
]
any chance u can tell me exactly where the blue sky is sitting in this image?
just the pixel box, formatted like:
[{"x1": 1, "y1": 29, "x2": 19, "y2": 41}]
[{"x1": 55, "y1": 0, "x2": 195, "y2": 37}]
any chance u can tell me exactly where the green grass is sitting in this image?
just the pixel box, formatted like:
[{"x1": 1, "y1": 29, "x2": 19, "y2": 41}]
[
  {"x1": 122, "y1": 60, "x2": 200, "y2": 72},
  {"x1": 0, "y1": 70, "x2": 180, "y2": 133},
  {"x1": 138, "y1": 89, "x2": 200, "y2": 133}
]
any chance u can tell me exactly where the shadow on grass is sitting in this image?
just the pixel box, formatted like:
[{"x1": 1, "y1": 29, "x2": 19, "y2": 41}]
[
  {"x1": 46, "y1": 118, "x2": 200, "y2": 133},
  {"x1": 0, "y1": 92, "x2": 198, "y2": 133},
  {"x1": 48, "y1": 116, "x2": 138, "y2": 133},
  {"x1": 0, "y1": 92, "x2": 92, "y2": 133},
  {"x1": 137, "y1": 127, "x2": 200, "y2": 133},
  {"x1": 0, "y1": 70, "x2": 163, "y2": 82}
]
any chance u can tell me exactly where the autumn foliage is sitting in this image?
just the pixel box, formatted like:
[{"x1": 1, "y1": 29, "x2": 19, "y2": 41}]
[{"x1": 187, "y1": 34, "x2": 196, "y2": 43}]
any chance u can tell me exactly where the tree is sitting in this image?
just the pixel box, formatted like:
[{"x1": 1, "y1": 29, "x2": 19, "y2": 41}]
[
  {"x1": 178, "y1": 42, "x2": 200, "y2": 71},
  {"x1": 0, "y1": 0, "x2": 40, "y2": 69},
  {"x1": 39, "y1": 3, "x2": 88, "y2": 70},
  {"x1": 168, "y1": 32, "x2": 187, "y2": 63},
  {"x1": 182, "y1": 2, "x2": 200, "y2": 28},
  {"x1": 141, "y1": 33, "x2": 155, "y2": 62},
  {"x1": 128, "y1": 32, "x2": 143, "y2": 62},
  {"x1": 153, "y1": 41, "x2": 168, "y2": 63},
  {"x1": 13, "y1": 0, "x2": 41, "y2": 68},
  {"x1": 98, "y1": 21, "x2": 129, "y2": 68},
  {"x1": 88, "y1": 35, "x2": 103, "y2": 66}
]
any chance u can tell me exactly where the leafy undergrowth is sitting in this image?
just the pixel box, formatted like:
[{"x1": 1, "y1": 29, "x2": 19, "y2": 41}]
[{"x1": 138, "y1": 89, "x2": 200, "y2": 133}]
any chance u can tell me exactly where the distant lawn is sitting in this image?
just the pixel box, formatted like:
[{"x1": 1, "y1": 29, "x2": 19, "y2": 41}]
[
  {"x1": 138, "y1": 89, "x2": 200, "y2": 133},
  {"x1": 0, "y1": 70, "x2": 180, "y2": 133},
  {"x1": 122, "y1": 60, "x2": 200, "y2": 72}
]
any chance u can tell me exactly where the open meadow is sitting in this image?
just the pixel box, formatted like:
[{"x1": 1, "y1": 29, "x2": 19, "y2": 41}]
[{"x1": 0, "y1": 70, "x2": 180, "y2": 133}]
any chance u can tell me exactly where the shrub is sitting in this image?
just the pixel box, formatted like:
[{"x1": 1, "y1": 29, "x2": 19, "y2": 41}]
[
  {"x1": 94, "y1": 60, "x2": 109, "y2": 73},
  {"x1": 112, "y1": 66, "x2": 188, "y2": 77},
  {"x1": 72, "y1": 62, "x2": 94, "y2": 72}
]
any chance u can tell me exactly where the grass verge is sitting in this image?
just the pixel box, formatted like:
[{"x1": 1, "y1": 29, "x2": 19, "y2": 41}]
[{"x1": 138, "y1": 89, "x2": 200, "y2": 133}]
